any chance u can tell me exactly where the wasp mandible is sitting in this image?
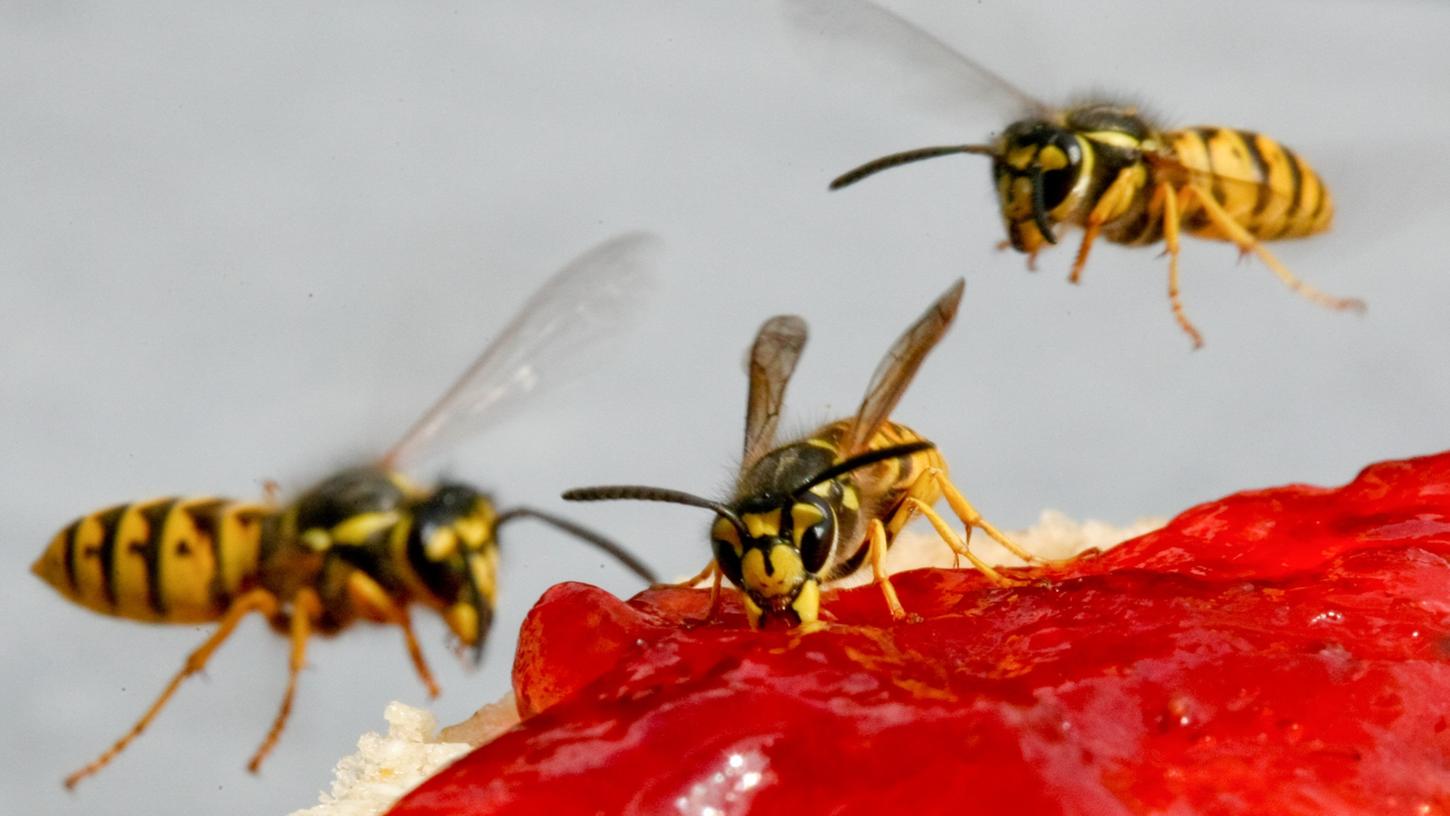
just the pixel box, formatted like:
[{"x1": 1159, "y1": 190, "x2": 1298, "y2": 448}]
[{"x1": 33, "y1": 233, "x2": 660, "y2": 787}]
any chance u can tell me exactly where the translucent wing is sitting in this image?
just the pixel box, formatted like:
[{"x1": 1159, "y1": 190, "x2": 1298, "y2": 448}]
[
  {"x1": 742, "y1": 315, "x2": 809, "y2": 469},
  {"x1": 780, "y1": 0, "x2": 1052, "y2": 124},
  {"x1": 380, "y1": 232, "x2": 659, "y2": 471},
  {"x1": 843, "y1": 279, "x2": 964, "y2": 455}
]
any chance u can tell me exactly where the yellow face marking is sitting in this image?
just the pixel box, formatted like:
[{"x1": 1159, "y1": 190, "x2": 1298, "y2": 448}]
[
  {"x1": 790, "y1": 579, "x2": 821, "y2": 626},
  {"x1": 840, "y1": 484, "x2": 860, "y2": 511},
  {"x1": 790, "y1": 503, "x2": 825, "y2": 549},
  {"x1": 331, "y1": 511, "x2": 400, "y2": 546},
  {"x1": 741, "y1": 545, "x2": 804, "y2": 599},
  {"x1": 1038, "y1": 145, "x2": 1068, "y2": 171},
  {"x1": 469, "y1": 550, "x2": 498, "y2": 606},
  {"x1": 1008, "y1": 176, "x2": 1034, "y2": 217},
  {"x1": 425, "y1": 527, "x2": 460, "y2": 561},
  {"x1": 711, "y1": 517, "x2": 742, "y2": 556},
  {"x1": 454, "y1": 516, "x2": 490, "y2": 551},
  {"x1": 444, "y1": 601, "x2": 479, "y2": 645},
  {"x1": 1006, "y1": 145, "x2": 1037, "y2": 170},
  {"x1": 742, "y1": 509, "x2": 782, "y2": 540}
]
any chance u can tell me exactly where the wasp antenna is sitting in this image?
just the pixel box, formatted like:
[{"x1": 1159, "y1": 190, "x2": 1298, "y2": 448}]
[
  {"x1": 495, "y1": 507, "x2": 659, "y2": 584},
  {"x1": 562, "y1": 485, "x2": 730, "y2": 513},
  {"x1": 831, "y1": 145, "x2": 995, "y2": 190},
  {"x1": 799, "y1": 440, "x2": 937, "y2": 492}
]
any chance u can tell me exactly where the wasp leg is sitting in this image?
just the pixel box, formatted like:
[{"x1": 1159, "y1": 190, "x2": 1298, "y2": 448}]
[
  {"x1": 1180, "y1": 184, "x2": 1366, "y2": 314},
  {"x1": 867, "y1": 518, "x2": 907, "y2": 620},
  {"x1": 918, "y1": 467, "x2": 1042, "y2": 568},
  {"x1": 664, "y1": 559, "x2": 717, "y2": 591},
  {"x1": 905, "y1": 498, "x2": 1020, "y2": 587},
  {"x1": 63, "y1": 588, "x2": 281, "y2": 789},
  {"x1": 344, "y1": 572, "x2": 439, "y2": 698},
  {"x1": 1160, "y1": 182, "x2": 1206, "y2": 348},
  {"x1": 1071, "y1": 168, "x2": 1142, "y2": 285},
  {"x1": 247, "y1": 587, "x2": 322, "y2": 773},
  {"x1": 704, "y1": 561, "x2": 723, "y2": 624},
  {"x1": 261, "y1": 479, "x2": 282, "y2": 508}
]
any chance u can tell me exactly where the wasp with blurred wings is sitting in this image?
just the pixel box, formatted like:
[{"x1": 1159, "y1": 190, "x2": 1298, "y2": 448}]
[
  {"x1": 786, "y1": 0, "x2": 1363, "y2": 347},
  {"x1": 566, "y1": 280, "x2": 1037, "y2": 629},
  {"x1": 34, "y1": 234, "x2": 660, "y2": 787}
]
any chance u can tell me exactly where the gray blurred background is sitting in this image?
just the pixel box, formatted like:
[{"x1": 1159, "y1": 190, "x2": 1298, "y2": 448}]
[{"x1": 4, "y1": 1, "x2": 1448, "y2": 813}]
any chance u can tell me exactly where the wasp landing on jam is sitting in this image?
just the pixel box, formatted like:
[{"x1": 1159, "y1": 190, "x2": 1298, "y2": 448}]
[
  {"x1": 565, "y1": 279, "x2": 1043, "y2": 630},
  {"x1": 786, "y1": 0, "x2": 1365, "y2": 348},
  {"x1": 33, "y1": 233, "x2": 660, "y2": 789}
]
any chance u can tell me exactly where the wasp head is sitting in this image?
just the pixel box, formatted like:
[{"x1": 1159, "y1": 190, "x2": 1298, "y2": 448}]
[
  {"x1": 710, "y1": 489, "x2": 838, "y2": 630},
  {"x1": 992, "y1": 119, "x2": 1084, "y2": 254},
  {"x1": 409, "y1": 484, "x2": 498, "y2": 663}
]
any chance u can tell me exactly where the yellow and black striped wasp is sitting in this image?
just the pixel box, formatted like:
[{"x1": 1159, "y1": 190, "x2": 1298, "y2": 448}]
[
  {"x1": 31, "y1": 233, "x2": 660, "y2": 787},
  {"x1": 565, "y1": 279, "x2": 1036, "y2": 629},
  {"x1": 784, "y1": 0, "x2": 1364, "y2": 347}
]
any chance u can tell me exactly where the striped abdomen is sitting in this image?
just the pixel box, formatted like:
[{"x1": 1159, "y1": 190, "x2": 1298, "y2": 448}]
[
  {"x1": 32, "y1": 498, "x2": 270, "y2": 624},
  {"x1": 1165, "y1": 127, "x2": 1333, "y2": 241}
]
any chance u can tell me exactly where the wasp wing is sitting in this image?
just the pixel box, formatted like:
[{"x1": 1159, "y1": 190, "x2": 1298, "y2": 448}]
[
  {"x1": 742, "y1": 315, "x2": 809, "y2": 469},
  {"x1": 380, "y1": 232, "x2": 659, "y2": 472},
  {"x1": 781, "y1": 0, "x2": 1051, "y2": 125},
  {"x1": 843, "y1": 278, "x2": 964, "y2": 456}
]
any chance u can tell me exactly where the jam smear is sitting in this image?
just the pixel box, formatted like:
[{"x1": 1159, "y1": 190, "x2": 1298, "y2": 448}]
[{"x1": 392, "y1": 452, "x2": 1450, "y2": 815}]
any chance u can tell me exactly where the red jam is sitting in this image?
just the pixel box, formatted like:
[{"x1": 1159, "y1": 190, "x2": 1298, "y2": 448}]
[{"x1": 391, "y1": 452, "x2": 1450, "y2": 815}]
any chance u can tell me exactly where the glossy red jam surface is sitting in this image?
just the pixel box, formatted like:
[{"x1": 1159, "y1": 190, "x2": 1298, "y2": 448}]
[{"x1": 391, "y1": 453, "x2": 1450, "y2": 815}]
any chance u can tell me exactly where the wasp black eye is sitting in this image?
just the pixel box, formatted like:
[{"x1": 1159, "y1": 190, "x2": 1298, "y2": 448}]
[
  {"x1": 792, "y1": 500, "x2": 835, "y2": 574},
  {"x1": 711, "y1": 516, "x2": 744, "y2": 585}
]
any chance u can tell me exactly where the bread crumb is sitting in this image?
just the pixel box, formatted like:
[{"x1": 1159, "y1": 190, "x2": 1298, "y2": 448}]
[{"x1": 289, "y1": 702, "x2": 473, "y2": 816}]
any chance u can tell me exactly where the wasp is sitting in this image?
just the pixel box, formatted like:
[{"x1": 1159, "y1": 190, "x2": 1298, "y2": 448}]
[
  {"x1": 564, "y1": 279, "x2": 1036, "y2": 629},
  {"x1": 31, "y1": 233, "x2": 660, "y2": 788},
  {"x1": 785, "y1": 0, "x2": 1364, "y2": 347}
]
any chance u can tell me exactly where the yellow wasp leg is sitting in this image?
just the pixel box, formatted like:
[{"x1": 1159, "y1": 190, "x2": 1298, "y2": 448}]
[
  {"x1": 1180, "y1": 184, "x2": 1366, "y2": 313},
  {"x1": 668, "y1": 559, "x2": 718, "y2": 590},
  {"x1": 394, "y1": 608, "x2": 440, "y2": 699},
  {"x1": 1160, "y1": 182, "x2": 1206, "y2": 348},
  {"x1": 704, "y1": 561, "x2": 723, "y2": 623},
  {"x1": 63, "y1": 588, "x2": 281, "y2": 789},
  {"x1": 1070, "y1": 168, "x2": 1142, "y2": 285},
  {"x1": 921, "y1": 467, "x2": 1043, "y2": 567},
  {"x1": 665, "y1": 558, "x2": 725, "y2": 623},
  {"x1": 344, "y1": 572, "x2": 440, "y2": 698},
  {"x1": 867, "y1": 518, "x2": 907, "y2": 620},
  {"x1": 904, "y1": 498, "x2": 1020, "y2": 588},
  {"x1": 247, "y1": 588, "x2": 322, "y2": 773}
]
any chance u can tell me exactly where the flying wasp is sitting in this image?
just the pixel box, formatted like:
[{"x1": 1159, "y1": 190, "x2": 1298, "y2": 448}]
[
  {"x1": 32, "y1": 233, "x2": 660, "y2": 788},
  {"x1": 565, "y1": 279, "x2": 1036, "y2": 629},
  {"x1": 784, "y1": 0, "x2": 1364, "y2": 347}
]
